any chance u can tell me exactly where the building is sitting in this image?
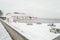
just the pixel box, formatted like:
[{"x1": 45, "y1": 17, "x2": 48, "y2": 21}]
[{"x1": 6, "y1": 12, "x2": 37, "y2": 23}]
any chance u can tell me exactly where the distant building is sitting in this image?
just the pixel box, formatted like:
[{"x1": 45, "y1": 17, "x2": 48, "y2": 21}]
[{"x1": 6, "y1": 12, "x2": 37, "y2": 23}]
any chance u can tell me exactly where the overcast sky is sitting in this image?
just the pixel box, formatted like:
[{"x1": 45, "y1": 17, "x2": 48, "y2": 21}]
[{"x1": 0, "y1": 0, "x2": 60, "y2": 18}]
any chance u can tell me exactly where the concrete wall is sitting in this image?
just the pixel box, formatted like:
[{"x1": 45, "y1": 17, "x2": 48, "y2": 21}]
[{"x1": 1, "y1": 20, "x2": 28, "y2": 40}]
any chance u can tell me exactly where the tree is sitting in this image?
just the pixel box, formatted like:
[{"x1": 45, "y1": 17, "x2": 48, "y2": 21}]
[{"x1": 0, "y1": 10, "x2": 3, "y2": 17}]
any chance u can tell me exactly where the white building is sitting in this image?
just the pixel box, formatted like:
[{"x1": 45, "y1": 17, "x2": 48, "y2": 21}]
[{"x1": 6, "y1": 12, "x2": 38, "y2": 23}]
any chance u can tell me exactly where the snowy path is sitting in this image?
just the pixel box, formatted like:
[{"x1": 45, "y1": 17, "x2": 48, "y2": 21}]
[
  {"x1": 0, "y1": 22, "x2": 12, "y2": 40},
  {"x1": 10, "y1": 23, "x2": 60, "y2": 40}
]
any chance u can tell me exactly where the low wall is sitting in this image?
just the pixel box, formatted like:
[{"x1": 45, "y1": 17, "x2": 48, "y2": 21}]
[{"x1": 0, "y1": 20, "x2": 28, "y2": 40}]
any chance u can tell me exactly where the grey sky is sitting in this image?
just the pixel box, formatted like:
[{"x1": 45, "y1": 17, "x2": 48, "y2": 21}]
[{"x1": 0, "y1": 0, "x2": 60, "y2": 18}]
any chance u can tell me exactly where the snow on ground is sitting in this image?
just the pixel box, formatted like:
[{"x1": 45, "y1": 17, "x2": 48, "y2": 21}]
[
  {"x1": 0, "y1": 22, "x2": 12, "y2": 40},
  {"x1": 10, "y1": 22, "x2": 60, "y2": 40}
]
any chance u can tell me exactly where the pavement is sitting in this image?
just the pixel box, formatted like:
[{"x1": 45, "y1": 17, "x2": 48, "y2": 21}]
[{"x1": 0, "y1": 22, "x2": 12, "y2": 40}]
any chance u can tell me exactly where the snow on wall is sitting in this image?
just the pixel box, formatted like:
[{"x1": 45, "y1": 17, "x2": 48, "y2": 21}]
[{"x1": 10, "y1": 22, "x2": 60, "y2": 40}]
